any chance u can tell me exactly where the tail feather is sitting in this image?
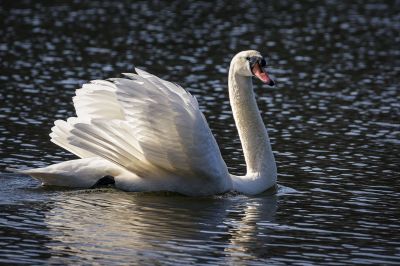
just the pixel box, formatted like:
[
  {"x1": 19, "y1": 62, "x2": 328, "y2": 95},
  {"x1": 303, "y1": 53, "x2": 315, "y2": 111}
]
[{"x1": 15, "y1": 158, "x2": 127, "y2": 188}]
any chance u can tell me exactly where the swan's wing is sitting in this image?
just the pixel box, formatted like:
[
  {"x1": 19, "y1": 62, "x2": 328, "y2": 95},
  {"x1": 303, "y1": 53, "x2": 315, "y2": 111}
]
[
  {"x1": 49, "y1": 80, "x2": 123, "y2": 158},
  {"x1": 50, "y1": 68, "x2": 229, "y2": 183}
]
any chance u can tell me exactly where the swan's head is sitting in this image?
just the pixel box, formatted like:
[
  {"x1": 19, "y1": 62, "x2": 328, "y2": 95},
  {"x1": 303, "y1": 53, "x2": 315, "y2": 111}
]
[{"x1": 231, "y1": 50, "x2": 275, "y2": 86}]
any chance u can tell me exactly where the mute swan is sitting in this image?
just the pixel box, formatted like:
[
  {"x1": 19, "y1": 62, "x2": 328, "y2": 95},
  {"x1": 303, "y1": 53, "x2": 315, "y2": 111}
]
[{"x1": 20, "y1": 50, "x2": 277, "y2": 196}]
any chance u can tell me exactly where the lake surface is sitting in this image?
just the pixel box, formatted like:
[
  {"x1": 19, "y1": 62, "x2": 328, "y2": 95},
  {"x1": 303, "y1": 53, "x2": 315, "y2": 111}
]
[{"x1": 1, "y1": 0, "x2": 399, "y2": 264}]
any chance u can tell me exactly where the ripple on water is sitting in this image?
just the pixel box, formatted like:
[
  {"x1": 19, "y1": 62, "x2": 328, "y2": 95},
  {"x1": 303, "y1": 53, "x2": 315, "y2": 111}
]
[{"x1": 1, "y1": 0, "x2": 400, "y2": 265}]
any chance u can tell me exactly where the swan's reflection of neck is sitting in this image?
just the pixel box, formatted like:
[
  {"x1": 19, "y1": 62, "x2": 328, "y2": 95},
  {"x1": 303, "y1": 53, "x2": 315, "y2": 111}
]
[{"x1": 224, "y1": 195, "x2": 278, "y2": 261}]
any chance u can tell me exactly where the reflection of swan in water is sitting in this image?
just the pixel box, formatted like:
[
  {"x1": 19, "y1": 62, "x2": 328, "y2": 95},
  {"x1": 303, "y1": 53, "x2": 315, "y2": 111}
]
[
  {"x1": 20, "y1": 50, "x2": 277, "y2": 196},
  {"x1": 224, "y1": 196, "x2": 278, "y2": 261},
  {"x1": 44, "y1": 190, "x2": 278, "y2": 262}
]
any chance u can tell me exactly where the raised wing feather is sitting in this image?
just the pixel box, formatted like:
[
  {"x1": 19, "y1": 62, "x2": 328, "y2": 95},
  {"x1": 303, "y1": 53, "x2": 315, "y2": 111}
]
[{"x1": 50, "y1": 68, "x2": 229, "y2": 184}]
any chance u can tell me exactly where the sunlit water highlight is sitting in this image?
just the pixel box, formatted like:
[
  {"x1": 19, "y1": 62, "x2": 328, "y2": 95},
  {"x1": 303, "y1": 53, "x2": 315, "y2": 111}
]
[{"x1": 1, "y1": 1, "x2": 399, "y2": 265}]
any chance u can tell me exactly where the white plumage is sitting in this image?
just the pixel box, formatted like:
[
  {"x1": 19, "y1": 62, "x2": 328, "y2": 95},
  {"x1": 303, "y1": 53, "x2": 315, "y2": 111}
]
[{"x1": 20, "y1": 50, "x2": 277, "y2": 196}]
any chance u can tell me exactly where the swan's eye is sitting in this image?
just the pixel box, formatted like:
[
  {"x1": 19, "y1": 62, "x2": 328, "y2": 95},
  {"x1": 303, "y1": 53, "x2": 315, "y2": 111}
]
[
  {"x1": 247, "y1": 57, "x2": 266, "y2": 69},
  {"x1": 247, "y1": 57, "x2": 258, "y2": 68}
]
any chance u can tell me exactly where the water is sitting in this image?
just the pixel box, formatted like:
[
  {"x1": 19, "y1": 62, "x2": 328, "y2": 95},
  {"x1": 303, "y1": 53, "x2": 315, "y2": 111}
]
[{"x1": 1, "y1": 0, "x2": 399, "y2": 264}]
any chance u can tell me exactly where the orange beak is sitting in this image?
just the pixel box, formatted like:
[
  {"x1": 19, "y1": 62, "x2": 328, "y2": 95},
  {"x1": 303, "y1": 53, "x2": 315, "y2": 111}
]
[{"x1": 252, "y1": 63, "x2": 275, "y2": 86}]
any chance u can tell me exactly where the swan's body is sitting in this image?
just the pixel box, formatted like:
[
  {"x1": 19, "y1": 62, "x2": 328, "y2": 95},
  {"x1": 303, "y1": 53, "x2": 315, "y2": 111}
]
[{"x1": 20, "y1": 50, "x2": 277, "y2": 196}]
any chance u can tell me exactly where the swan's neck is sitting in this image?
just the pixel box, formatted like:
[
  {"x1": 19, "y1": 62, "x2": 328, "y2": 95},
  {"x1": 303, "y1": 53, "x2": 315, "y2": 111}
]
[{"x1": 228, "y1": 66, "x2": 277, "y2": 193}]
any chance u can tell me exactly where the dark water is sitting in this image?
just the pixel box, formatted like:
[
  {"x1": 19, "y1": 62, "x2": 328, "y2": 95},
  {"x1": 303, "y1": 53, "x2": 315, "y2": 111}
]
[{"x1": 1, "y1": 0, "x2": 399, "y2": 264}]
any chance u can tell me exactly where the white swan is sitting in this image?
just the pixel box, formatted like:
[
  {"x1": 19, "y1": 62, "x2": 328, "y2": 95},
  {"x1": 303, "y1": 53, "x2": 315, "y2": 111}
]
[{"x1": 20, "y1": 50, "x2": 277, "y2": 196}]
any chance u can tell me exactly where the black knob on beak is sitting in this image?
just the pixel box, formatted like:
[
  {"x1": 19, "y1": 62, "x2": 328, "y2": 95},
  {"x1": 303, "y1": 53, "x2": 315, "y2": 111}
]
[{"x1": 268, "y1": 79, "x2": 275, "y2": 87}]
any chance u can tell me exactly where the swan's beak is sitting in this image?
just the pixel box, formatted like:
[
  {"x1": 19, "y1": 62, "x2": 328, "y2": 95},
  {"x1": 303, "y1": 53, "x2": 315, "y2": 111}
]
[{"x1": 252, "y1": 63, "x2": 275, "y2": 86}]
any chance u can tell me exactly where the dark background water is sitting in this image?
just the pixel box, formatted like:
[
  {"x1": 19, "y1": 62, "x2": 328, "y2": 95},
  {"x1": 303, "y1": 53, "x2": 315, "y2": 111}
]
[{"x1": 1, "y1": 0, "x2": 399, "y2": 264}]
